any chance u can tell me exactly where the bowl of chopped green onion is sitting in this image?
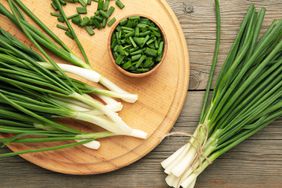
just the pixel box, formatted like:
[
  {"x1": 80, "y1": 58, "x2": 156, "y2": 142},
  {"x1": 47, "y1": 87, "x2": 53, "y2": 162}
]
[{"x1": 109, "y1": 15, "x2": 167, "y2": 78}]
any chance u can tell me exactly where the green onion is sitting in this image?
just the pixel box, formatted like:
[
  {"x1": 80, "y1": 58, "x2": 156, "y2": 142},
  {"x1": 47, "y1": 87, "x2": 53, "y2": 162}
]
[
  {"x1": 85, "y1": 26, "x2": 95, "y2": 36},
  {"x1": 115, "y1": 0, "x2": 125, "y2": 9},
  {"x1": 54, "y1": 0, "x2": 90, "y2": 64},
  {"x1": 161, "y1": 2, "x2": 282, "y2": 188},
  {"x1": 51, "y1": 12, "x2": 61, "y2": 17},
  {"x1": 111, "y1": 16, "x2": 165, "y2": 73},
  {"x1": 51, "y1": 2, "x2": 58, "y2": 10},
  {"x1": 57, "y1": 24, "x2": 68, "y2": 31},
  {"x1": 145, "y1": 48, "x2": 158, "y2": 57},
  {"x1": 100, "y1": 10, "x2": 109, "y2": 18},
  {"x1": 122, "y1": 61, "x2": 132, "y2": 70},
  {"x1": 72, "y1": 15, "x2": 82, "y2": 25},
  {"x1": 0, "y1": 0, "x2": 136, "y2": 101},
  {"x1": 107, "y1": 6, "x2": 115, "y2": 17},
  {"x1": 77, "y1": 7, "x2": 87, "y2": 14},
  {"x1": 80, "y1": 17, "x2": 90, "y2": 27},
  {"x1": 103, "y1": 0, "x2": 110, "y2": 11},
  {"x1": 107, "y1": 17, "x2": 116, "y2": 27},
  {"x1": 102, "y1": 18, "x2": 107, "y2": 28},
  {"x1": 119, "y1": 18, "x2": 127, "y2": 26},
  {"x1": 57, "y1": 16, "x2": 65, "y2": 23},
  {"x1": 78, "y1": 0, "x2": 87, "y2": 7},
  {"x1": 97, "y1": 0, "x2": 104, "y2": 10},
  {"x1": 0, "y1": 28, "x2": 148, "y2": 157}
]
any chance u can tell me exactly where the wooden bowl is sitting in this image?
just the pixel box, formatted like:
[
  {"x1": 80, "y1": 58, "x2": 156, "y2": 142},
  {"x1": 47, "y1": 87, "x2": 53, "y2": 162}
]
[{"x1": 108, "y1": 15, "x2": 168, "y2": 78}]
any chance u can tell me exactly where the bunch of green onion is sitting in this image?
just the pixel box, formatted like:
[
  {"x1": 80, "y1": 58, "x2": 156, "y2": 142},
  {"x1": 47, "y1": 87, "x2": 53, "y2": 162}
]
[
  {"x1": 0, "y1": 0, "x2": 136, "y2": 104},
  {"x1": 0, "y1": 0, "x2": 147, "y2": 157},
  {"x1": 162, "y1": 1, "x2": 282, "y2": 187}
]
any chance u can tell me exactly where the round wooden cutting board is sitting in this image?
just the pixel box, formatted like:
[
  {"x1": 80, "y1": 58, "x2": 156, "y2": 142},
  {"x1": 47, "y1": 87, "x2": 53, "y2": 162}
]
[{"x1": 0, "y1": 0, "x2": 189, "y2": 174}]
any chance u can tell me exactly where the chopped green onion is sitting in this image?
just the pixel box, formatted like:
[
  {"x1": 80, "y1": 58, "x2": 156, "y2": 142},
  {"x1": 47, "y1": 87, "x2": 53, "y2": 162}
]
[
  {"x1": 115, "y1": 0, "x2": 125, "y2": 9},
  {"x1": 103, "y1": 0, "x2": 110, "y2": 11},
  {"x1": 131, "y1": 54, "x2": 142, "y2": 61},
  {"x1": 56, "y1": 24, "x2": 69, "y2": 31},
  {"x1": 67, "y1": 13, "x2": 79, "y2": 20},
  {"x1": 106, "y1": 6, "x2": 115, "y2": 17},
  {"x1": 85, "y1": 26, "x2": 95, "y2": 36},
  {"x1": 145, "y1": 48, "x2": 158, "y2": 57},
  {"x1": 51, "y1": 12, "x2": 61, "y2": 17},
  {"x1": 97, "y1": 0, "x2": 104, "y2": 10},
  {"x1": 80, "y1": 17, "x2": 90, "y2": 27},
  {"x1": 102, "y1": 18, "x2": 107, "y2": 28},
  {"x1": 77, "y1": 6, "x2": 87, "y2": 14},
  {"x1": 157, "y1": 41, "x2": 164, "y2": 55},
  {"x1": 107, "y1": 17, "x2": 116, "y2": 27}
]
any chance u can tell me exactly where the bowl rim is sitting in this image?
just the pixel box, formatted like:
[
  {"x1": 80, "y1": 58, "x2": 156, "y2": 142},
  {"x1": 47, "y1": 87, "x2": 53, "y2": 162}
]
[{"x1": 108, "y1": 14, "x2": 168, "y2": 78}]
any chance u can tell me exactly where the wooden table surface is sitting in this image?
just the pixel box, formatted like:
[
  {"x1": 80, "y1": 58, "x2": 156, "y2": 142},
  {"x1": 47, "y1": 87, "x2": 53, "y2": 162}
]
[{"x1": 0, "y1": 0, "x2": 281, "y2": 187}]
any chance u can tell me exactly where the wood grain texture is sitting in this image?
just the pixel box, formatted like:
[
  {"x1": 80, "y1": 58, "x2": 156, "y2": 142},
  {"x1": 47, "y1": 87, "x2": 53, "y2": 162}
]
[
  {"x1": 0, "y1": 0, "x2": 281, "y2": 187},
  {"x1": 0, "y1": 0, "x2": 189, "y2": 175}
]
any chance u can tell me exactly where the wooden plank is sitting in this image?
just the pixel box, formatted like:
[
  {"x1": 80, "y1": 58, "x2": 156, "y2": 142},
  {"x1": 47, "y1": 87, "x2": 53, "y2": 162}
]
[
  {"x1": 0, "y1": 92, "x2": 281, "y2": 187},
  {"x1": 166, "y1": 0, "x2": 282, "y2": 90}
]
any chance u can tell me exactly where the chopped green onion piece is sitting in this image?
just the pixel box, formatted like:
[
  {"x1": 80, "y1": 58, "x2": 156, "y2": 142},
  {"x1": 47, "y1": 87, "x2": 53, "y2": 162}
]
[
  {"x1": 85, "y1": 26, "x2": 95, "y2": 36},
  {"x1": 107, "y1": 17, "x2": 116, "y2": 27},
  {"x1": 145, "y1": 48, "x2": 158, "y2": 57},
  {"x1": 102, "y1": 18, "x2": 108, "y2": 28},
  {"x1": 72, "y1": 15, "x2": 82, "y2": 25},
  {"x1": 131, "y1": 54, "x2": 142, "y2": 61},
  {"x1": 100, "y1": 10, "x2": 109, "y2": 18},
  {"x1": 57, "y1": 24, "x2": 69, "y2": 31},
  {"x1": 94, "y1": 15, "x2": 103, "y2": 22},
  {"x1": 158, "y1": 41, "x2": 164, "y2": 55},
  {"x1": 80, "y1": 17, "x2": 90, "y2": 27},
  {"x1": 103, "y1": 0, "x2": 110, "y2": 11},
  {"x1": 115, "y1": 0, "x2": 125, "y2": 9},
  {"x1": 106, "y1": 6, "x2": 115, "y2": 17},
  {"x1": 79, "y1": 0, "x2": 87, "y2": 6},
  {"x1": 135, "y1": 55, "x2": 146, "y2": 68},
  {"x1": 142, "y1": 35, "x2": 150, "y2": 47},
  {"x1": 77, "y1": 7, "x2": 87, "y2": 14},
  {"x1": 129, "y1": 37, "x2": 137, "y2": 48},
  {"x1": 116, "y1": 55, "x2": 124, "y2": 65},
  {"x1": 122, "y1": 61, "x2": 132, "y2": 70},
  {"x1": 119, "y1": 18, "x2": 127, "y2": 26},
  {"x1": 97, "y1": 0, "x2": 104, "y2": 10},
  {"x1": 51, "y1": 2, "x2": 58, "y2": 10},
  {"x1": 51, "y1": 12, "x2": 61, "y2": 17},
  {"x1": 130, "y1": 49, "x2": 143, "y2": 55},
  {"x1": 143, "y1": 57, "x2": 154, "y2": 67},
  {"x1": 57, "y1": 16, "x2": 65, "y2": 23}
]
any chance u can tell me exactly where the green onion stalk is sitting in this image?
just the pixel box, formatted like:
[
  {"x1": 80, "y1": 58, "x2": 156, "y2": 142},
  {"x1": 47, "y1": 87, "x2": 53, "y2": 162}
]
[
  {"x1": 0, "y1": 104, "x2": 115, "y2": 157},
  {"x1": 161, "y1": 2, "x2": 282, "y2": 188},
  {"x1": 0, "y1": 83, "x2": 145, "y2": 139},
  {"x1": 0, "y1": 28, "x2": 147, "y2": 140},
  {"x1": 0, "y1": 0, "x2": 138, "y2": 106}
]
